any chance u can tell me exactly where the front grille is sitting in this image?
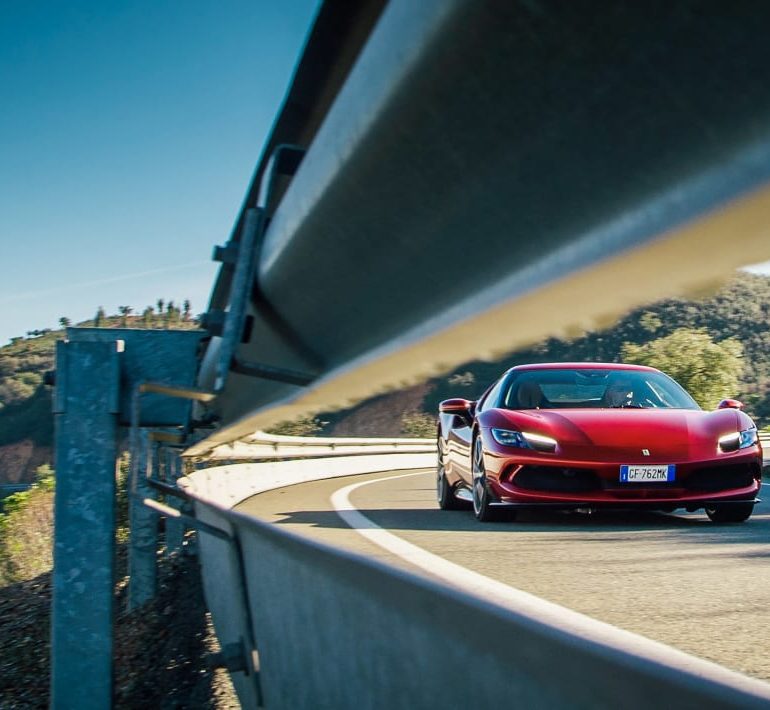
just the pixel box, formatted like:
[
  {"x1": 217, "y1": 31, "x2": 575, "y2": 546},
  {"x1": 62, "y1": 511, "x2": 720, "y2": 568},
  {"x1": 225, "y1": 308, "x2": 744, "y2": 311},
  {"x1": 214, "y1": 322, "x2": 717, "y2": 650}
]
[
  {"x1": 683, "y1": 463, "x2": 759, "y2": 491},
  {"x1": 512, "y1": 466, "x2": 601, "y2": 493}
]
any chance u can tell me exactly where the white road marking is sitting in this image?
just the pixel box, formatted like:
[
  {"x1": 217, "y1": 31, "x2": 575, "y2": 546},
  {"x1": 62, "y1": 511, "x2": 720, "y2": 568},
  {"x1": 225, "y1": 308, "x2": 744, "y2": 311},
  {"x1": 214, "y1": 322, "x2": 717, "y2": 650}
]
[{"x1": 331, "y1": 471, "x2": 770, "y2": 695}]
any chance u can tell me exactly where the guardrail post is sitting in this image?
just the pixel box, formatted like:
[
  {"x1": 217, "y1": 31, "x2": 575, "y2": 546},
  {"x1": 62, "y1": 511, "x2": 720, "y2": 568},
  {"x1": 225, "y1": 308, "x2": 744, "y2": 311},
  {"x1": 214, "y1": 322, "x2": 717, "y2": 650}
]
[
  {"x1": 163, "y1": 450, "x2": 186, "y2": 556},
  {"x1": 128, "y1": 427, "x2": 158, "y2": 610},
  {"x1": 51, "y1": 339, "x2": 120, "y2": 709}
]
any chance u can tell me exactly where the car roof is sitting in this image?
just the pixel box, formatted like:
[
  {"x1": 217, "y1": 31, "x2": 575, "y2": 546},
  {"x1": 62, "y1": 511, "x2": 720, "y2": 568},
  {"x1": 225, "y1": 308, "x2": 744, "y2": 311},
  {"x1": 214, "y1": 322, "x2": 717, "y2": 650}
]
[{"x1": 507, "y1": 362, "x2": 659, "y2": 373}]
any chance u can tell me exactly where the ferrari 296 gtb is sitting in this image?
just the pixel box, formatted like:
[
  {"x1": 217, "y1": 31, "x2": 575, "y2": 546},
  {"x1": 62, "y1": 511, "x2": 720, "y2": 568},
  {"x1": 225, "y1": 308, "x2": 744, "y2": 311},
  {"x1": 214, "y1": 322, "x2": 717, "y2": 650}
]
[{"x1": 436, "y1": 363, "x2": 762, "y2": 523}]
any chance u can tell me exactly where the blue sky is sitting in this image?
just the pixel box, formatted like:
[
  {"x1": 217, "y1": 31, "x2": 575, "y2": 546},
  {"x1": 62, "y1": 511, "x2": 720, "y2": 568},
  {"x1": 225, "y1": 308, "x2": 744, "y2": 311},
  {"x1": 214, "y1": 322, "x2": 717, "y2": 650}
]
[
  {"x1": 0, "y1": 0, "x2": 319, "y2": 344},
  {"x1": 2, "y1": 2, "x2": 769, "y2": 347}
]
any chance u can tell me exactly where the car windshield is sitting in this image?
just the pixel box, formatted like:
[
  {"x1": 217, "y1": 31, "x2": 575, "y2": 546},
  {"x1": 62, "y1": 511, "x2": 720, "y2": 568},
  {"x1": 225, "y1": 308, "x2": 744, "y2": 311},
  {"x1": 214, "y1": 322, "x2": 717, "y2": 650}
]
[{"x1": 501, "y1": 368, "x2": 700, "y2": 410}]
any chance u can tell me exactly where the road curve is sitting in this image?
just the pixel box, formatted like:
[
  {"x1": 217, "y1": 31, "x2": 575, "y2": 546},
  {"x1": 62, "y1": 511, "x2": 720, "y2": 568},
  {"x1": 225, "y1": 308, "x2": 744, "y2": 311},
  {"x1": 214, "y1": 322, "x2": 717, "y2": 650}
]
[{"x1": 236, "y1": 469, "x2": 770, "y2": 683}]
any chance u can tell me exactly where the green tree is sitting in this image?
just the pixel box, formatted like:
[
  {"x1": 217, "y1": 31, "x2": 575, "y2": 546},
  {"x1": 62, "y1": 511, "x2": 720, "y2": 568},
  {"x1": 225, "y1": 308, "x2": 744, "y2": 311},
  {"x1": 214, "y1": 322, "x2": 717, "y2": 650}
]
[
  {"x1": 167, "y1": 301, "x2": 181, "y2": 325},
  {"x1": 142, "y1": 306, "x2": 154, "y2": 327},
  {"x1": 118, "y1": 305, "x2": 133, "y2": 326},
  {"x1": 639, "y1": 311, "x2": 662, "y2": 334},
  {"x1": 621, "y1": 328, "x2": 743, "y2": 410},
  {"x1": 95, "y1": 306, "x2": 106, "y2": 327},
  {"x1": 182, "y1": 299, "x2": 192, "y2": 322},
  {"x1": 58, "y1": 317, "x2": 71, "y2": 329}
]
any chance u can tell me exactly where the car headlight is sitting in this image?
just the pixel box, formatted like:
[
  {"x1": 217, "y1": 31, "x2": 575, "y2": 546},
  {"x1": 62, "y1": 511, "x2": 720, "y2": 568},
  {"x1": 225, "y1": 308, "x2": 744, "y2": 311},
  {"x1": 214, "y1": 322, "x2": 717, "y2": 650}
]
[
  {"x1": 718, "y1": 427, "x2": 758, "y2": 453},
  {"x1": 491, "y1": 428, "x2": 557, "y2": 452},
  {"x1": 491, "y1": 429, "x2": 527, "y2": 447}
]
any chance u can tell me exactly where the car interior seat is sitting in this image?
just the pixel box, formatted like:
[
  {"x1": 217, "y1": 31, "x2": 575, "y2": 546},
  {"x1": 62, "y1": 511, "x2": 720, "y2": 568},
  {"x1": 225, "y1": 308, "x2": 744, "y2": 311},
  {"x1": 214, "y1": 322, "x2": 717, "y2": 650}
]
[{"x1": 517, "y1": 381, "x2": 543, "y2": 409}]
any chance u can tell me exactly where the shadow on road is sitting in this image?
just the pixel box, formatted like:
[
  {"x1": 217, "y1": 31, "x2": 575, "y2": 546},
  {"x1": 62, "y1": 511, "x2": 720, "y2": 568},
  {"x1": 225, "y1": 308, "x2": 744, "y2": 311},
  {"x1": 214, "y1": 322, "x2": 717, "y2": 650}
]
[{"x1": 268, "y1": 505, "x2": 770, "y2": 552}]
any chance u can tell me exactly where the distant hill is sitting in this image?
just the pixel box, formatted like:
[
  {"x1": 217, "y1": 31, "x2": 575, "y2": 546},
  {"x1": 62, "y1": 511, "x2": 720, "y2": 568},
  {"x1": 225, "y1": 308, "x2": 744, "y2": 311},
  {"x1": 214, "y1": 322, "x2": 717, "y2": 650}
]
[
  {"x1": 5, "y1": 275, "x2": 770, "y2": 481},
  {"x1": 0, "y1": 306, "x2": 201, "y2": 484},
  {"x1": 326, "y1": 273, "x2": 770, "y2": 436}
]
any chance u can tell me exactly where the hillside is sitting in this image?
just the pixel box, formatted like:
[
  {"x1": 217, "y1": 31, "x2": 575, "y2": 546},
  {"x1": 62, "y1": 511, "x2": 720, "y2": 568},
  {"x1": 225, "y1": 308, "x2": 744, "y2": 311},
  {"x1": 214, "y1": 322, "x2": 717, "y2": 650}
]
[
  {"x1": 3, "y1": 274, "x2": 770, "y2": 482},
  {"x1": 0, "y1": 306, "x2": 201, "y2": 485},
  {"x1": 326, "y1": 272, "x2": 770, "y2": 435}
]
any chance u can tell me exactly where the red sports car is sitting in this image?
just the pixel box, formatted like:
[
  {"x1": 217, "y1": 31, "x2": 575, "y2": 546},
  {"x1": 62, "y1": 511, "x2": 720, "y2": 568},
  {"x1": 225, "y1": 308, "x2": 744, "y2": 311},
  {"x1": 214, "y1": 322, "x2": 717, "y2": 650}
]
[{"x1": 437, "y1": 363, "x2": 762, "y2": 523}]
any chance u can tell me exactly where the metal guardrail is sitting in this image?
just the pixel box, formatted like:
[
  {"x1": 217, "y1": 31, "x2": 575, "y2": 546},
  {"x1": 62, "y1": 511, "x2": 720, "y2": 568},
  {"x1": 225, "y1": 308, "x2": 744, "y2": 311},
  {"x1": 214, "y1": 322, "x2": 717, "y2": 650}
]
[
  {"x1": 208, "y1": 431, "x2": 770, "y2": 464},
  {"x1": 202, "y1": 430, "x2": 435, "y2": 461},
  {"x1": 0, "y1": 484, "x2": 31, "y2": 511},
  {"x1": 190, "y1": 0, "x2": 770, "y2": 453},
  {"x1": 0, "y1": 483, "x2": 32, "y2": 496},
  {"x1": 759, "y1": 432, "x2": 770, "y2": 466},
  {"x1": 181, "y1": 447, "x2": 770, "y2": 708},
  {"x1": 181, "y1": 443, "x2": 437, "y2": 707}
]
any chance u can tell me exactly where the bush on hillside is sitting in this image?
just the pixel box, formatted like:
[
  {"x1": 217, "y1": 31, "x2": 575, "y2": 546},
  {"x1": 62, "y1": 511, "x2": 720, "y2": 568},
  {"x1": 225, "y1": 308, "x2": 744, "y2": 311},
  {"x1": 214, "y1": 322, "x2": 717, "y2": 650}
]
[
  {"x1": 401, "y1": 411, "x2": 436, "y2": 438},
  {"x1": 421, "y1": 274, "x2": 770, "y2": 424},
  {"x1": 266, "y1": 415, "x2": 325, "y2": 437}
]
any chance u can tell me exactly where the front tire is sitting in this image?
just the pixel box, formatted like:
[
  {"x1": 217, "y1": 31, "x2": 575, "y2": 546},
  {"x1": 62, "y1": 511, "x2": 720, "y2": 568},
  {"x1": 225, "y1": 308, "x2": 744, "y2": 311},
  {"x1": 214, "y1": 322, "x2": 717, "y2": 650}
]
[{"x1": 705, "y1": 503, "x2": 754, "y2": 523}]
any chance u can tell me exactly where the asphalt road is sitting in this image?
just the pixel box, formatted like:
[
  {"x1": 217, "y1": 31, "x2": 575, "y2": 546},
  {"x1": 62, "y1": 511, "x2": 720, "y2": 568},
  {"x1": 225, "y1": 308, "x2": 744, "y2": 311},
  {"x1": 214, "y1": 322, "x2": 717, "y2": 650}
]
[{"x1": 236, "y1": 469, "x2": 770, "y2": 683}]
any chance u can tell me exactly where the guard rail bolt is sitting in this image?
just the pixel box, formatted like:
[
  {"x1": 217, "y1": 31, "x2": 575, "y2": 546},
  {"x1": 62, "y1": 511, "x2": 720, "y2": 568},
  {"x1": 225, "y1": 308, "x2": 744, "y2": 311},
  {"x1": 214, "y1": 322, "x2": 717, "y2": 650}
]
[
  {"x1": 201, "y1": 310, "x2": 226, "y2": 337},
  {"x1": 213, "y1": 242, "x2": 240, "y2": 265}
]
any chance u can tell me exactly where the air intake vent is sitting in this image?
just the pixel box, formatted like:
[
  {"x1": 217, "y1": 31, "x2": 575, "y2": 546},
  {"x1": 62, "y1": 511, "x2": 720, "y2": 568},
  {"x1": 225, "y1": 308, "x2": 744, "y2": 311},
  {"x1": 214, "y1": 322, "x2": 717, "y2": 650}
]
[
  {"x1": 513, "y1": 466, "x2": 601, "y2": 493},
  {"x1": 683, "y1": 463, "x2": 758, "y2": 491}
]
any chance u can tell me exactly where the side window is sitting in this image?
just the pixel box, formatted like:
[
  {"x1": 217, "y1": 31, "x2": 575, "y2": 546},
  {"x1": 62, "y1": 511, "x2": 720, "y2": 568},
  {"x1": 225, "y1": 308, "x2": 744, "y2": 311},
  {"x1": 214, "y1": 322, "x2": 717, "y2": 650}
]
[{"x1": 477, "y1": 376, "x2": 507, "y2": 413}]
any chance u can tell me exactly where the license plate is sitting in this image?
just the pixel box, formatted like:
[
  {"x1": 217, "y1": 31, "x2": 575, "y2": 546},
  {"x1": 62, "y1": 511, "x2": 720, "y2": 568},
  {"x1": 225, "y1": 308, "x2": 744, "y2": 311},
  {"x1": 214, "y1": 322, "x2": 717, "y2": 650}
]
[{"x1": 620, "y1": 464, "x2": 675, "y2": 483}]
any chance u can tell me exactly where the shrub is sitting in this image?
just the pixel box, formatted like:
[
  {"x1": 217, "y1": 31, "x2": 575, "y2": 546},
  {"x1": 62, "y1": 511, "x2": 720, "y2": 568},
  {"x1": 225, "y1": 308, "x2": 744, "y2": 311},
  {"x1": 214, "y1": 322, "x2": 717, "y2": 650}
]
[
  {"x1": 400, "y1": 411, "x2": 436, "y2": 438},
  {"x1": 0, "y1": 464, "x2": 55, "y2": 586},
  {"x1": 266, "y1": 416, "x2": 325, "y2": 437},
  {"x1": 447, "y1": 371, "x2": 476, "y2": 387}
]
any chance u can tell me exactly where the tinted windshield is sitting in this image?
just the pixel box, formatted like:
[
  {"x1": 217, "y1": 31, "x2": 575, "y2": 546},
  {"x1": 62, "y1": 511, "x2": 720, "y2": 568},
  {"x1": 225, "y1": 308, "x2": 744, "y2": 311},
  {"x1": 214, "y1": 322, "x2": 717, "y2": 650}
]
[{"x1": 501, "y1": 368, "x2": 700, "y2": 410}]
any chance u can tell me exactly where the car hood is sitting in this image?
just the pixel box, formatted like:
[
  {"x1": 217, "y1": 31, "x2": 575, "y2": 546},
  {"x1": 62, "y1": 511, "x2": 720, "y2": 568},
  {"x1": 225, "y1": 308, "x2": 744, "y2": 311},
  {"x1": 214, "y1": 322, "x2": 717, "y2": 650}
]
[{"x1": 485, "y1": 408, "x2": 743, "y2": 462}]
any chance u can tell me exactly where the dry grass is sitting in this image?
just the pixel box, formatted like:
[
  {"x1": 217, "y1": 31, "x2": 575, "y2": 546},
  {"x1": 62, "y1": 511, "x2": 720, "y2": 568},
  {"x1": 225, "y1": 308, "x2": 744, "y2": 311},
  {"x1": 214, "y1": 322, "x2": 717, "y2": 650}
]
[
  {"x1": 0, "y1": 461, "x2": 237, "y2": 708},
  {"x1": 0, "y1": 542, "x2": 238, "y2": 709}
]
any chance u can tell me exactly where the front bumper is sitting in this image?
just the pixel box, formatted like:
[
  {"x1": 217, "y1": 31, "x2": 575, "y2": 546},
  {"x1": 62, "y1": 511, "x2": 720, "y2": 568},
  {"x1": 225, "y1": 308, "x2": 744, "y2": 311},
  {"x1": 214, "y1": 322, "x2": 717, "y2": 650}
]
[{"x1": 483, "y1": 441, "x2": 762, "y2": 509}]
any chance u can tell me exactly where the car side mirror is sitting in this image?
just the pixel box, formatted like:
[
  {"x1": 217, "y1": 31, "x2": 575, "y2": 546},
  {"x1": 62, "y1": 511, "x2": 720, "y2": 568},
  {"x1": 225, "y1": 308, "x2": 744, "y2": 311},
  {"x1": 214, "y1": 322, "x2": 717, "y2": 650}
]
[
  {"x1": 717, "y1": 398, "x2": 743, "y2": 410},
  {"x1": 439, "y1": 398, "x2": 475, "y2": 418}
]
